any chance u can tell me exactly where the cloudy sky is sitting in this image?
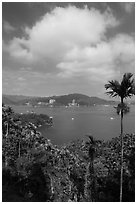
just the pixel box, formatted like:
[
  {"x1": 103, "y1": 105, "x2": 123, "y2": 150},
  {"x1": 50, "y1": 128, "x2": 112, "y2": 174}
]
[{"x1": 2, "y1": 2, "x2": 135, "y2": 98}]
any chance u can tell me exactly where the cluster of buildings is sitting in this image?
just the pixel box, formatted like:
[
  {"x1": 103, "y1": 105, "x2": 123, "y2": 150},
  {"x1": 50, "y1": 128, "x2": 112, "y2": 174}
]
[
  {"x1": 25, "y1": 98, "x2": 56, "y2": 107},
  {"x1": 68, "y1": 99, "x2": 79, "y2": 107},
  {"x1": 37, "y1": 99, "x2": 56, "y2": 107},
  {"x1": 26, "y1": 98, "x2": 79, "y2": 107}
]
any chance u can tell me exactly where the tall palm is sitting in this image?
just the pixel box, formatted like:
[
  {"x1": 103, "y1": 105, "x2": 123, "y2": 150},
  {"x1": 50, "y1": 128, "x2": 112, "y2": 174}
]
[
  {"x1": 85, "y1": 135, "x2": 96, "y2": 201},
  {"x1": 105, "y1": 73, "x2": 135, "y2": 202}
]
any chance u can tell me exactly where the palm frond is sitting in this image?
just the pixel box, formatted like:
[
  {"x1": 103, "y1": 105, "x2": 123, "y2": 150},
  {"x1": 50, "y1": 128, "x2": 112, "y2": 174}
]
[
  {"x1": 105, "y1": 80, "x2": 121, "y2": 97},
  {"x1": 105, "y1": 73, "x2": 135, "y2": 99},
  {"x1": 106, "y1": 91, "x2": 118, "y2": 97},
  {"x1": 121, "y1": 73, "x2": 135, "y2": 98}
]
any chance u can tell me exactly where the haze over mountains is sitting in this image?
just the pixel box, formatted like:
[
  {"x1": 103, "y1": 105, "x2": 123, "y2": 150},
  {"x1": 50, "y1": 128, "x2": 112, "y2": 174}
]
[{"x1": 2, "y1": 93, "x2": 118, "y2": 106}]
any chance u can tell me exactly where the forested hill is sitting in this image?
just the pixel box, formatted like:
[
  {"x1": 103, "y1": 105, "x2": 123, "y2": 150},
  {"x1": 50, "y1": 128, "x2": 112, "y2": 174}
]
[
  {"x1": 53, "y1": 93, "x2": 116, "y2": 106},
  {"x1": 2, "y1": 95, "x2": 36, "y2": 105},
  {"x1": 3, "y1": 93, "x2": 116, "y2": 106}
]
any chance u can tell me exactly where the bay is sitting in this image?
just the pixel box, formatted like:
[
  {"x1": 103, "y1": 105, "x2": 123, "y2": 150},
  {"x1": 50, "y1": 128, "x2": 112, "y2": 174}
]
[{"x1": 12, "y1": 105, "x2": 135, "y2": 145}]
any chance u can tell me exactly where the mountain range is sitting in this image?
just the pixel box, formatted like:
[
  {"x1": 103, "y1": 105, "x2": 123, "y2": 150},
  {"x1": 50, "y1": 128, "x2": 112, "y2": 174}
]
[{"x1": 2, "y1": 93, "x2": 118, "y2": 106}]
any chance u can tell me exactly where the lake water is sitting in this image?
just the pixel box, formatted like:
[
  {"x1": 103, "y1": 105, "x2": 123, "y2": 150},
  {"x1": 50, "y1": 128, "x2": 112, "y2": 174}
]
[{"x1": 12, "y1": 105, "x2": 135, "y2": 145}]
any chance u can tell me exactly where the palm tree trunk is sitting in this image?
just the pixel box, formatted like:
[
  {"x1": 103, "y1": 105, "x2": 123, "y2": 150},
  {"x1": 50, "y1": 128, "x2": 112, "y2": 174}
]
[
  {"x1": 84, "y1": 160, "x2": 96, "y2": 201},
  {"x1": 5, "y1": 123, "x2": 9, "y2": 167},
  {"x1": 120, "y1": 99, "x2": 124, "y2": 202},
  {"x1": 19, "y1": 140, "x2": 21, "y2": 158},
  {"x1": 84, "y1": 162, "x2": 90, "y2": 201},
  {"x1": 18, "y1": 134, "x2": 21, "y2": 158},
  {"x1": 50, "y1": 175, "x2": 54, "y2": 200},
  {"x1": 90, "y1": 161, "x2": 96, "y2": 201}
]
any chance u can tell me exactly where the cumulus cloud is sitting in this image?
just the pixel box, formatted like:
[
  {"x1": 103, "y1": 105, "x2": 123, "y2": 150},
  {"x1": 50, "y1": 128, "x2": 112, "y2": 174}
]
[
  {"x1": 3, "y1": 20, "x2": 15, "y2": 33},
  {"x1": 57, "y1": 34, "x2": 134, "y2": 81},
  {"x1": 3, "y1": 5, "x2": 135, "y2": 96},
  {"x1": 4, "y1": 6, "x2": 118, "y2": 61},
  {"x1": 4, "y1": 37, "x2": 33, "y2": 62}
]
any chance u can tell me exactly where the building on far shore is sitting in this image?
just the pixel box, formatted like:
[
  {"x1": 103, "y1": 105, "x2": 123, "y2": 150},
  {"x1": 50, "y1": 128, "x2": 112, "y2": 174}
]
[
  {"x1": 68, "y1": 99, "x2": 79, "y2": 107},
  {"x1": 25, "y1": 102, "x2": 30, "y2": 106},
  {"x1": 49, "y1": 99, "x2": 56, "y2": 104},
  {"x1": 37, "y1": 102, "x2": 48, "y2": 106},
  {"x1": 48, "y1": 99, "x2": 56, "y2": 107}
]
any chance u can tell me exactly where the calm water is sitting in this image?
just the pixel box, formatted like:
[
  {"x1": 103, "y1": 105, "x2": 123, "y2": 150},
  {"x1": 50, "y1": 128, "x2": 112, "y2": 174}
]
[{"x1": 12, "y1": 105, "x2": 135, "y2": 145}]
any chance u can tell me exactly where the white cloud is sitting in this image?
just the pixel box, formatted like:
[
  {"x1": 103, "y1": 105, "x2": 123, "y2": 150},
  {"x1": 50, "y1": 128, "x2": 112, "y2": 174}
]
[
  {"x1": 57, "y1": 34, "x2": 135, "y2": 82},
  {"x1": 3, "y1": 5, "x2": 135, "y2": 95},
  {"x1": 4, "y1": 6, "x2": 118, "y2": 61},
  {"x1": 3, "y1": 20, "x2": 15, "y2": 33},
  {"x1": 4, "y1": 37, "x2": 33, "y2": 62}
]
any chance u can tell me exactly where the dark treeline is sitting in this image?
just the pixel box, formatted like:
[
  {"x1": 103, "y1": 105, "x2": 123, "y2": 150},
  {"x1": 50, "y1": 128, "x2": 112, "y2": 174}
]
[{"x1": 2, "y1": 104, "x2": 135, "y2": 202}]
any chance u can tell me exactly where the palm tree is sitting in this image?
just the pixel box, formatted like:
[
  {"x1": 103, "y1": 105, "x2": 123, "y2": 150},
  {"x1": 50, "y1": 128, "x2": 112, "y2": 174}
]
[
  {"x1": 105, "y1": 73, "x2": 135, "y2": 202},
  {"x1": 85, "y1": 135, "x2": 96, "y2": 201}
]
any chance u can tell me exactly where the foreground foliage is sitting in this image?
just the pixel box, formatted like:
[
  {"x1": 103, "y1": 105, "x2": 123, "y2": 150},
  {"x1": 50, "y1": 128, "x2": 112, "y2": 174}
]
[{"x1": 2, "y1": 104, "x2": 135, "y2": 202}]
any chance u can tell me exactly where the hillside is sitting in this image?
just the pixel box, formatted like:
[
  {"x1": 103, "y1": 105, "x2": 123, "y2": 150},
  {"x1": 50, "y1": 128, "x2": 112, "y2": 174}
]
[
  {"x1": 2, "y1": 96, "x2": 17, "y2": 105},
  {"x1": 2, "y1": 95, "x2": 34, "y2": 104},
  {"x1": 53, "y1": 93, "x2": 92, "y2": 106},
  {"x1": 53, "y1": 93, "x2": 116, "y2": 106},
  {"x1": 2, "y1": 95, "x2": 48, "y2": 105},
  {"x1": 2, "y1": 93, "x2": 116, "y2": 106}
]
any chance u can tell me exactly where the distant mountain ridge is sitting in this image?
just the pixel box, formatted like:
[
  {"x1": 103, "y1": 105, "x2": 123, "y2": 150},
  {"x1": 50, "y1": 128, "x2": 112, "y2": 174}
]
[
  {"x1": 3, "y1": 93, "x2": 117, "y2": 106},
  {"x1": 52, "y1": 93, "x2": 116, "y2": 106}
]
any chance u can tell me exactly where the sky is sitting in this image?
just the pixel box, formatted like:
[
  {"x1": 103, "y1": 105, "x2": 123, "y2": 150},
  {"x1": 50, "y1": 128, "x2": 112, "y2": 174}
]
[{"x1": 2, "y1": 2, "x2": 135, "y2": 98}]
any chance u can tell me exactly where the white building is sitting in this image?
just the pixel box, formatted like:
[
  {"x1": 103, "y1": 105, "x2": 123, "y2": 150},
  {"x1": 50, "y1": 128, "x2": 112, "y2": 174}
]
[
  {"x1": 68, "y1": 99, "x2": 79, "y2": 107},
  {"x1": 49, "y1": 99, "x2": 56, "y2": 104},
  {"x1": 72, "y1": 99, "x2": 76, "y2": 105},
  {"x1": 38, "y1": 102, "x2": 42, "y2": 105},
  {"x1": 25, "y1": 102, "x2": 30, "y2": 106}
]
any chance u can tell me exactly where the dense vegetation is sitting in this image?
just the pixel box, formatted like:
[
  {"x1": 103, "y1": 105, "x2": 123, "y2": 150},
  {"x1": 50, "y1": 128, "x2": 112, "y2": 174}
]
[
  {"x1": 2, "y1": 104, "x2": 135, "y2": 202},
  {"x1": 16, "y1": 113, "x2": 52, "y2": 127}
]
